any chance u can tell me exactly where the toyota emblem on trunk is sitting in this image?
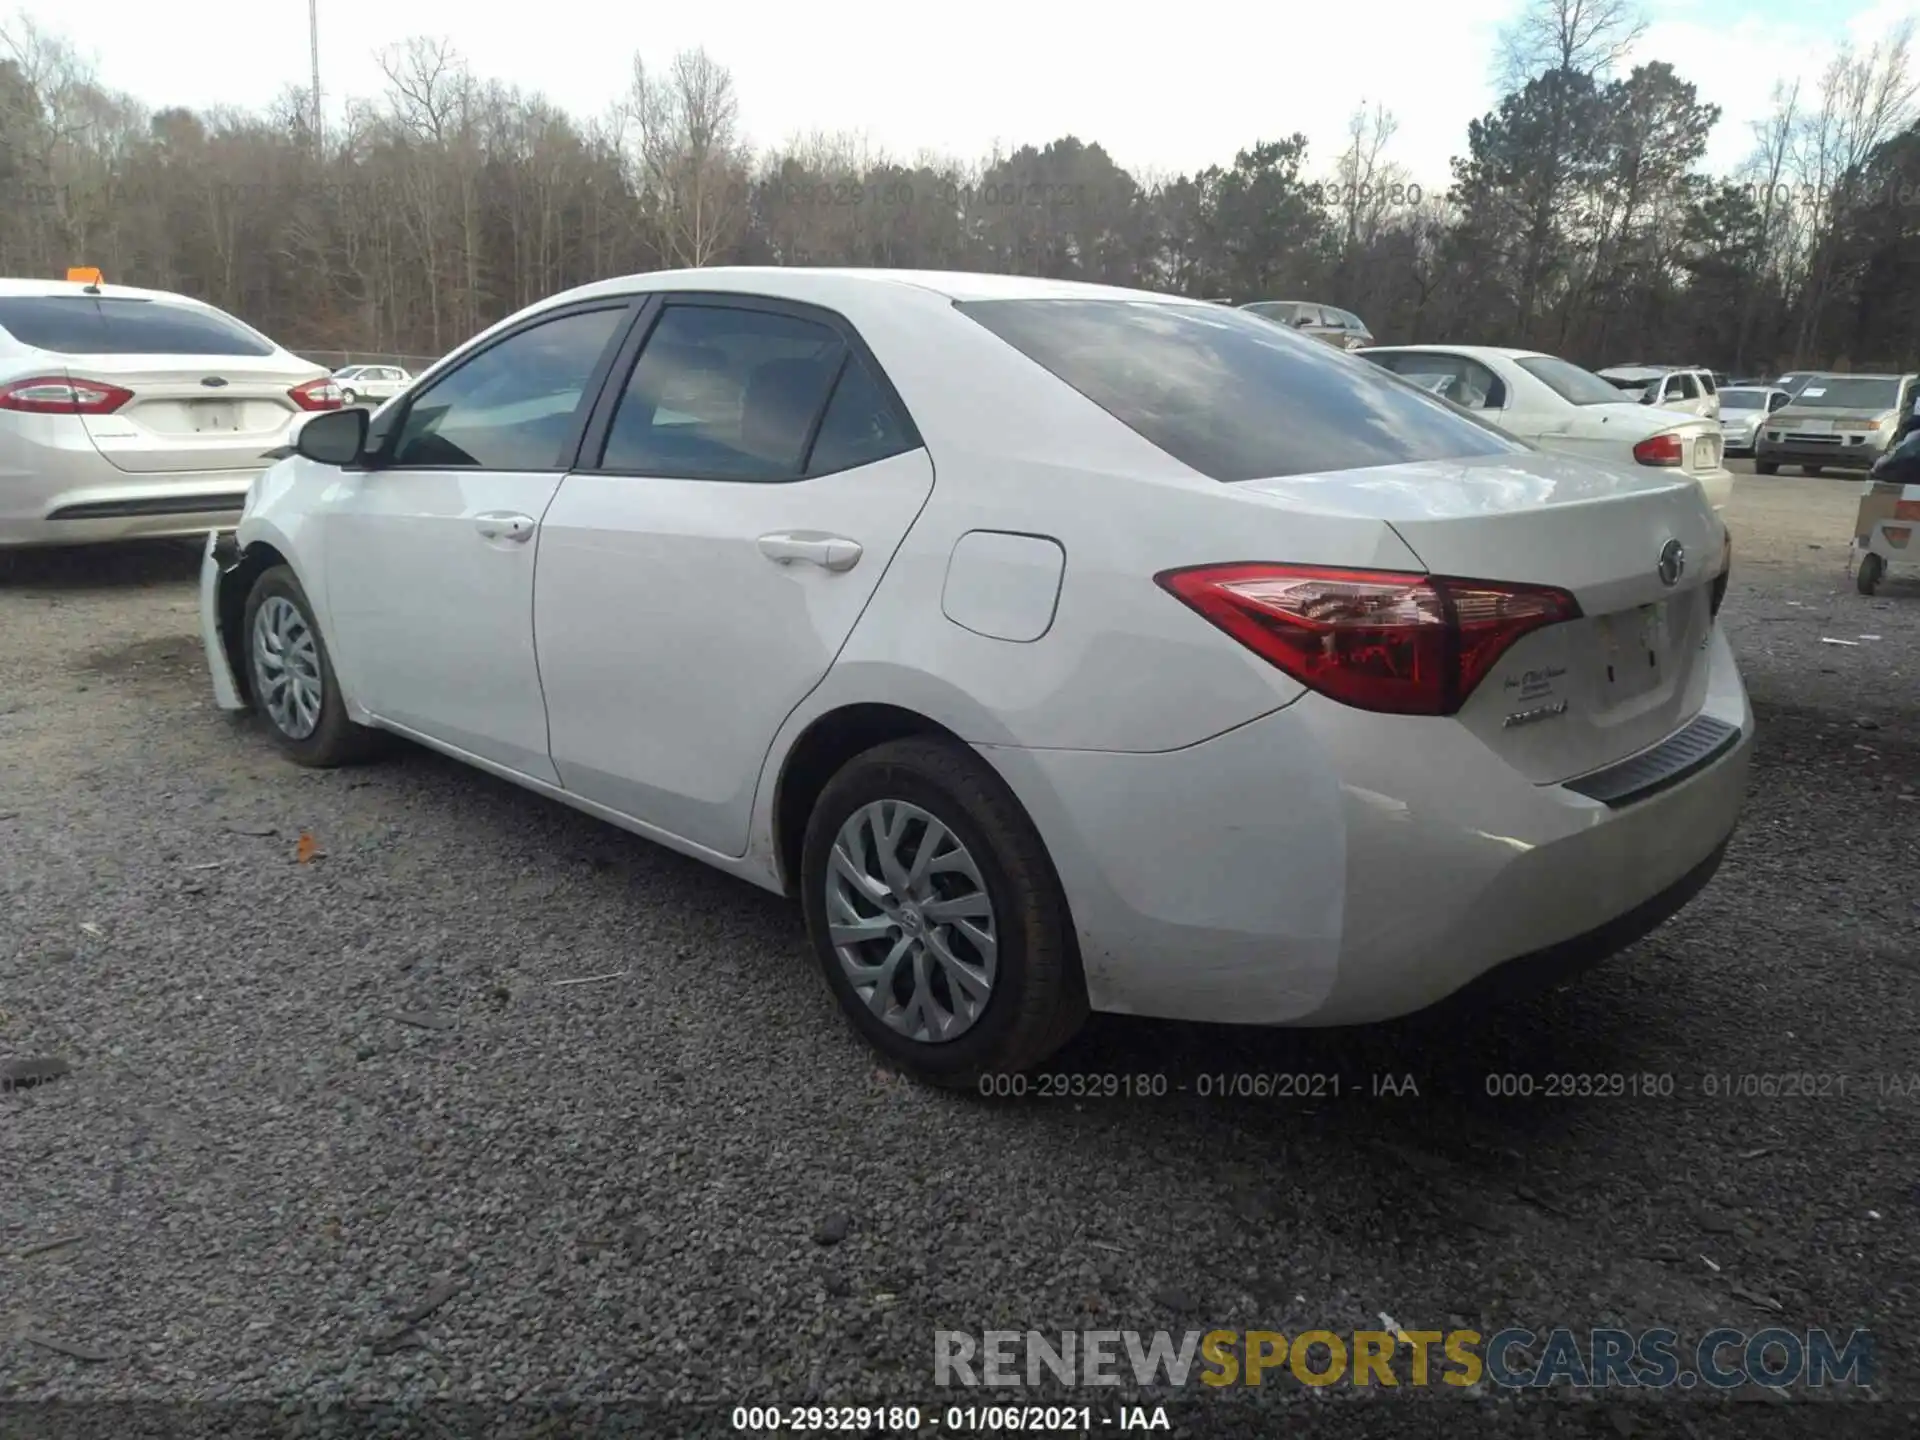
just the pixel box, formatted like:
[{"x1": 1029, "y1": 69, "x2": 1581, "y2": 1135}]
[{"x1": 1657, "y1": 538, "x2": 1686, "y2": 587}]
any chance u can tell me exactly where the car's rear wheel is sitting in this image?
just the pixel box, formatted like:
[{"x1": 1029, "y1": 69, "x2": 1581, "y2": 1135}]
[
  {"x1": 242, "y1": 565, "x2": 381, "y2": 767},
  {"x1": 1756, "y1": 461, "x2": 1778, "y2": 475},
  {"x1": 799, "y1": 737, "x2": 1087, "y2": 1089},
  {"x1": 341, "y1": 388, "x2": 358, "y2": 406},
  {"x1": 1857, "y1": 553, "x2": 1886, "y2": 595},
  {"x1": 1805, "y1": 465, "x2": 1824, "y2": 476}
]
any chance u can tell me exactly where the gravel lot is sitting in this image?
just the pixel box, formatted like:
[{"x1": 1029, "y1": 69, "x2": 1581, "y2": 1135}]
[{"x1": 2, "y1": 469, "x2": 1917, "y2": 1439}]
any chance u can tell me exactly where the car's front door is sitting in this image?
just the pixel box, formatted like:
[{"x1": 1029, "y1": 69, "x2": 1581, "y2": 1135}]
[
  {"x1": 533, "y1": 295, "x2": 935, "y2": 856},
  {"x1": 322, "y1": 301, "x2": 635, "y2": 782}
]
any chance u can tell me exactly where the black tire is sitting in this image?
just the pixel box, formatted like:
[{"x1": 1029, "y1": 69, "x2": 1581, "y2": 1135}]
[
  {"x1": 1755, "y1": 461, "x2": 1778, "y2": 475},
  {"x1": 341, "y1": 389, "x2": 358, "y2": 406},
  {"x1": 240, "y1": 564, "x2": 382, "y2": 767},
  {"x1": 1857, "y1": 553, "x2": 1885, "y2": 596},
  {"x1": 799, "y1": 736, "x2": 1088, "y2": 1088},
  {"x1": 1805, "y1": 465, "x2": 1824, "y2": 476}
]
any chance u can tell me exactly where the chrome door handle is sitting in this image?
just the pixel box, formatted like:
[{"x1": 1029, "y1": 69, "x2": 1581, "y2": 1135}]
[
  {"x1": 476, "y1": 512, "x2": 534, "y2": 544},
  {"x1": 757, "y1": 532, "x2": 863, "y2": 572}
]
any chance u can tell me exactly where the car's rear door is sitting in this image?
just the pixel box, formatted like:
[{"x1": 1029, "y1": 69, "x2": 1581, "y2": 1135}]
[
  {"x1": 533, "y1": 294, "x2": 934, "y2": 857},
  {"x1": 321, "y1": 300, "x2": 638, "y2": 782}
]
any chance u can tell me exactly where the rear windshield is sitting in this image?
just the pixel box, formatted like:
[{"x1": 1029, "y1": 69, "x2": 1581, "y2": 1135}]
[
  {"x1": 958, "y1": 298, "x2": 1522, "y2": 482},
  {"x1": 1792, "y1": 377, "x2": 1900, "y2": 410},
  {"x1": 0, "y1": 296, "x2": 275, "y2": 357},
  {"x1": 1719, "y1": 389, "x2": 1763, "y2": 409},
  {"x1": 1516, "y1": 355, "x2": 1626, "y2": 406}
]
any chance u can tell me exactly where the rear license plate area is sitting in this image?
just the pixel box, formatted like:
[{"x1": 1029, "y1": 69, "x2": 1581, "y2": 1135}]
[
  {"x1": 1596, "y1": 601, "x2": 1670, "y2": 699},
  {"x1": 1694, "y1": 437, "x2": 1714, "y2": 468},
  {"x1": 192, "y1": 401, "x2": 237, "y2": 433}
]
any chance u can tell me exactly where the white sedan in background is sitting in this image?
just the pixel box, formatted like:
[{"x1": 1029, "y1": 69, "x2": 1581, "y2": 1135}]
[
  {"x1": 199, "y1": 270, "x2": 1750, "y2": 1086},
  {"x1": 0, "y1": 277, "x2": 342, "y2": 546},
  {"x1": 1361, "y1": 345, "x2": 1735, "y2": 511},
  {"x1": 331, "y1": 364, "x2": 412, "y2": 407}
]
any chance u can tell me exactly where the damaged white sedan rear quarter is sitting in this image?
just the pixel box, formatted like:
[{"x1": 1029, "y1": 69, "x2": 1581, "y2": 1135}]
[{"x1": 198, "y1": 268, "x2": 1754, "y2": 1087}]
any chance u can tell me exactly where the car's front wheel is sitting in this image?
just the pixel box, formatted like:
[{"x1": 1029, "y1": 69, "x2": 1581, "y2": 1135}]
[
  {"x1": 241, "y1": 565, "x2": 381, "y2": 767},
  {"x1": 800, "y1": 737, "x2": 1087, "y2": 1089},
  {"x1": 1756, "y1": 460, "x2": 1779, "y2": 475}
]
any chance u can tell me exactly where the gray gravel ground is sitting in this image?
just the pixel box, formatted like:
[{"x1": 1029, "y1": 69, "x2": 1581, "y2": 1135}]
[{"x1": 2, "y1": 470, "x2": 1917, "y2": 1440}]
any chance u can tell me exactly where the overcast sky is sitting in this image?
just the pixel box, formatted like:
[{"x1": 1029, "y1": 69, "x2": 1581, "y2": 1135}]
[{"x1": 22, "y1": 0, "x2": 1920, "y2": 186}]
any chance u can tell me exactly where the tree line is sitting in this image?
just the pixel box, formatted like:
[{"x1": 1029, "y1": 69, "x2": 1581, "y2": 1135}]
[{"x1": 2, "y1": 0, "x2": 1917, "y2": 375}]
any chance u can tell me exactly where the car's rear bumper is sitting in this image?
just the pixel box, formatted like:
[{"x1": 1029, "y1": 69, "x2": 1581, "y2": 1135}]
[
  {"x1": 1, "y1": 414, "x2": 268, "y2": 547},
  {"x1": 0, "y1": 472, "x2": 255, "y2": 547},
  {"x1": 982, "y1": 626, "x2": 1753, "y2": 1027},
  {"x1": 1694, "y1": 465, "x2": 1734, "y2": 510}
]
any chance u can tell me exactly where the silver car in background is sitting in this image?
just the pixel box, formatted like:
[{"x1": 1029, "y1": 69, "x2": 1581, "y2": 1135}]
[
  {"x1": 1716, "y1": 385, "x2": 1791, "y2": 456},
  {"x1": 1755, "y1": 372, "x2": 1920, "y2": 476},
  {"x1": 0, "y1": 278, "x2": 341, "y2": 547},
  {"x1": 1240, "y1": 300, "x2": 1374, "y2": 351}
]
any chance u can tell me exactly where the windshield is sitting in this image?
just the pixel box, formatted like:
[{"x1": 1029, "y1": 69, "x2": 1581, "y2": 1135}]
[
  {"x1": 1517, "y1": 355, "x2": 1628, "y2": 406},
  {"x1": 1718, "y1": 389, "x2": 1764, "y2": 410},
  {"x1": 1791, "y1": 377, "x2": 1900, "y2": 410},
  {"x1": 958, "y1": 298, "x2": 1522, "y2": 482}
]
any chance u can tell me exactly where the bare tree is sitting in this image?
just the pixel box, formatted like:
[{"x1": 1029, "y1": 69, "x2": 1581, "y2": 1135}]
[
  {"x1": 1789, "y1": 20, "x2": 1918, "y2": 360},
  {"x1": 1330, "y1": 101, "x2": 1409, "y2": 258},
  {"x1": 1499, "y1": 0, "x2": 1647, "y2": 85},
  {"x1": 626, "y1": 47, "x2": 748, "y2": 268}
]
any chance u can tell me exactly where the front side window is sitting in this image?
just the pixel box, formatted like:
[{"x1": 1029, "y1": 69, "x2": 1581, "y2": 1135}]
[
  {"x1": 0, "y1": 295, "x2": 275, "y2": 356},
  {"x1": 959, "y1": 298, "x2": 1522, "y2": 482},
  {"x1": 387, "y1": 306, "x2": 626, "y2": 470},
  {"x1": 1667, "y1": 373, "x2": 1699, "y2": 400}
]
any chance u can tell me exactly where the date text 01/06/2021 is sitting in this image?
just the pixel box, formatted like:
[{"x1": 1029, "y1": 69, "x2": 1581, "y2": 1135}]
[
  {"x1": 974, "y1": 1072, "x2": 1420, "y2": 1100},
  {"x1": 731, "y1": 1405, "x2": 1170, "y2": 1432}
]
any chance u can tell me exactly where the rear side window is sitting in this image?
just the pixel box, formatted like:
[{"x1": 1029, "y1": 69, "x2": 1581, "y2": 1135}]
[
  {"x1": 597, "y1": 303, "x2": 916, "y2": 482},
  {"x1": 0, "y1": 296, "x2": 274, "y2": 356},
  {"x1": 1698, "y1": 371, "x2": 1716, "y2": 395},
  {"x1": 807, "y1": 353, "x2": 918, "y2": 475},
  {"x1": 959, "y1": 298, "x2": 1522, "y2": 482}
]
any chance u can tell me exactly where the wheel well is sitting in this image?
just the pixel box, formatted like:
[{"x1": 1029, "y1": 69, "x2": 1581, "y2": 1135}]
[
  {"x1": 219, "y1": 541, "x2": 289, "y2": 704},
  {"x1": 773, "y1": 704, "x2": 963, "y2": 895}
]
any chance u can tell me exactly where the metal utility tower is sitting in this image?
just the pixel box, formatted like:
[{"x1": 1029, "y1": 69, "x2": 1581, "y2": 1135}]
[{"x1": 308, "y1": 0, "x2": 323, "y2": 148}]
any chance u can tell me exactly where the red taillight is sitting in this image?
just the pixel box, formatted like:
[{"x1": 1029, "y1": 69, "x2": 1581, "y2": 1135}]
[
  {"x1": 1155, "y1": 563, "x2": 1582, "y2": 716},
  {"x1": 1633, "y1": 432, "x2": 1685, "y2": 467},
  {"x1": 289, "y1": 377, "x2": 343, "y2": 411},
  {"x1": 0, "y1": 375, "x2": 133, "y2": 414}
]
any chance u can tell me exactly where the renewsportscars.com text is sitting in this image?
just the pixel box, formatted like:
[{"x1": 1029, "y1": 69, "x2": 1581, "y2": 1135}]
[{"x1": 934, "y1": 1327, "x2": 1873, "y2": 1390}]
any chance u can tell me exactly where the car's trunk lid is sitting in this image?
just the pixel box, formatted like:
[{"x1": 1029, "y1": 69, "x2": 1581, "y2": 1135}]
[
  {"x1": 64, "y1": 353, "x2": 323, "y2": 473},
  {"x1": 1233, "y1": 451, "x2": 1725, "y2": 784}
]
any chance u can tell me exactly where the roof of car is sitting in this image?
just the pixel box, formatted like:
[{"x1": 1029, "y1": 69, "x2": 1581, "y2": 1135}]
[
  {"x1": 561, "y1": 267, "x2": 1196, "y2": 307},
  {"x1": 1357, "y1": 344, "x2": 1555, "y2": 362},
  {"x1": 0, "y1": 277, "x2": 210, "y2": 304}
]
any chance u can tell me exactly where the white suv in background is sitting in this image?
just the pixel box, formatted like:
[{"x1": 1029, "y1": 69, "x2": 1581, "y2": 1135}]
[
  {"x1": 0, "y1": 277, "x2": 341, "y2": 547},
  {"x1": 1596, "y1": 365, "x2": 1721, "y2": 421}
]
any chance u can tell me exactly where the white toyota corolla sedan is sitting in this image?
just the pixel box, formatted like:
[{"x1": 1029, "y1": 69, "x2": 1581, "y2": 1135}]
[{"x1": 198, "y1": 268, "x2": 1753, "y2": 1086}]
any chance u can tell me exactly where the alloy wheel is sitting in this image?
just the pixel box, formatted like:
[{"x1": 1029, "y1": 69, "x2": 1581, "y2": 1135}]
[
  {"x1": 825, "y1": 799, "x2": 999, "y2": 1043},
  {"x1": 251, "y1": 595, "x2": 323, "y2": 740}
]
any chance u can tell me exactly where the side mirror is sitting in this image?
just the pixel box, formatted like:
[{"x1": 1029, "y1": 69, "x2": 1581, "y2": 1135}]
[{"x1": 295, "y1": 407, "x2": 370, "y2": 466}]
